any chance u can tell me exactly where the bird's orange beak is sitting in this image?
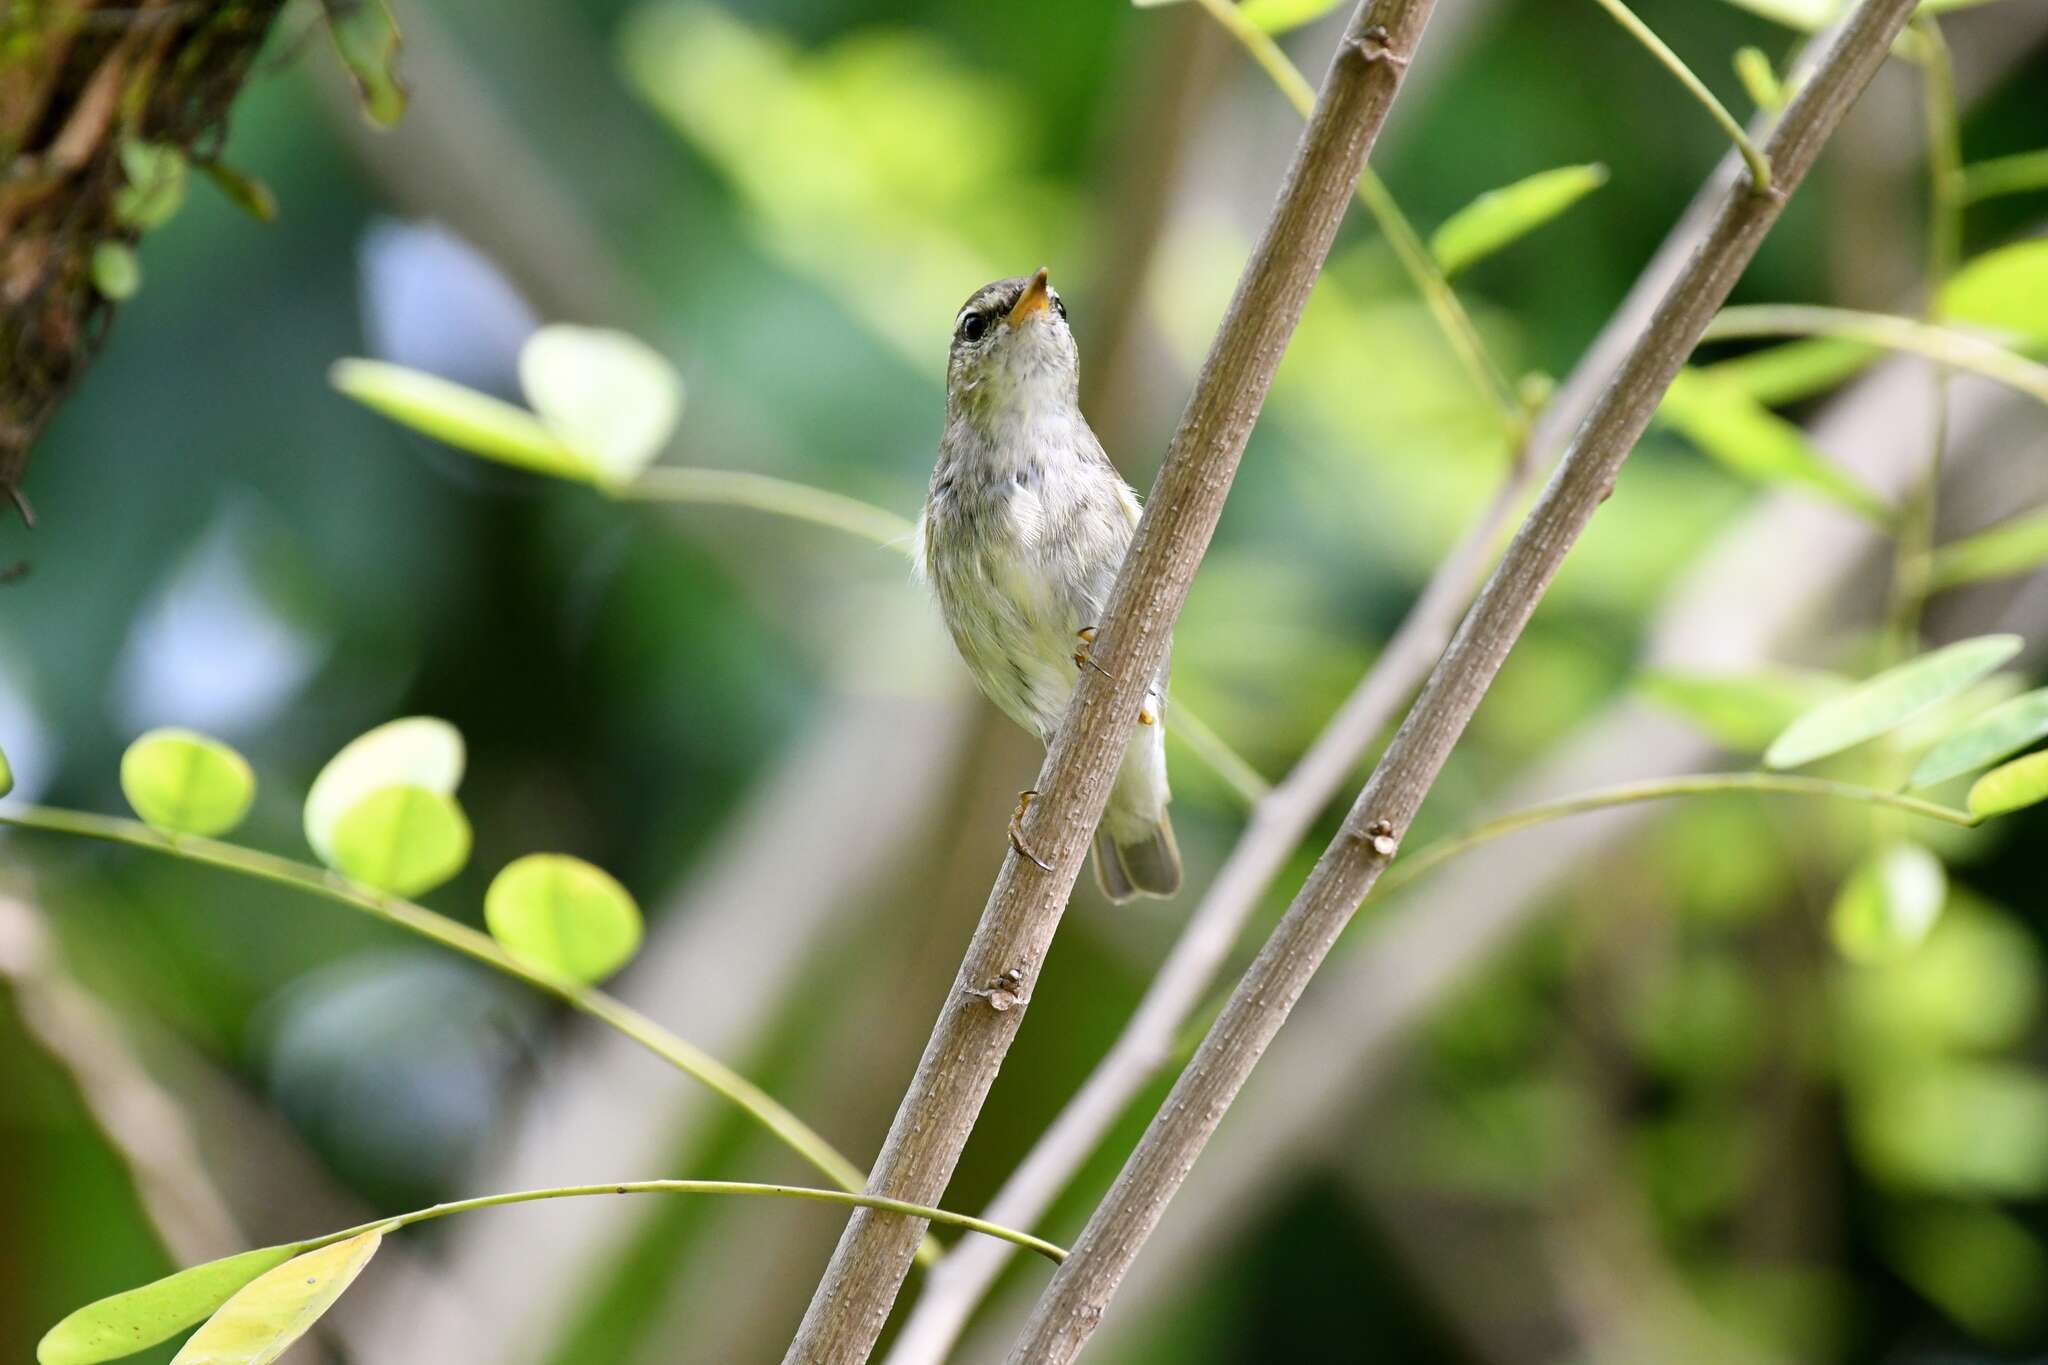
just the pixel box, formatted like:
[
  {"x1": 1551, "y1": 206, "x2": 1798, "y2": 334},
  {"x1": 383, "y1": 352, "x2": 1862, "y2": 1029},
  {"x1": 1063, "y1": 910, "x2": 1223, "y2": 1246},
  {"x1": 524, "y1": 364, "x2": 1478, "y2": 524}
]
[{"x1": 1006, "y1": 267, "x2": 1053, "y2": 326}]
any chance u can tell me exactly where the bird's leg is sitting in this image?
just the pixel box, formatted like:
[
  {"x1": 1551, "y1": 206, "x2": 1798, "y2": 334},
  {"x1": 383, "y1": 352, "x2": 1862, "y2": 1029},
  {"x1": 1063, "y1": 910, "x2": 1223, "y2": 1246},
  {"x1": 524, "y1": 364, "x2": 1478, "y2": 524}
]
[
  {"x1": 1138, "y1": 696, "x2": 1157, "y2": 726},
  {"x1": 1073, "y1": 626, "x2": 1114, "y2": 680},
  {"x1": 1008, "y1": 790, "x2": 1053, "y2": 871}
]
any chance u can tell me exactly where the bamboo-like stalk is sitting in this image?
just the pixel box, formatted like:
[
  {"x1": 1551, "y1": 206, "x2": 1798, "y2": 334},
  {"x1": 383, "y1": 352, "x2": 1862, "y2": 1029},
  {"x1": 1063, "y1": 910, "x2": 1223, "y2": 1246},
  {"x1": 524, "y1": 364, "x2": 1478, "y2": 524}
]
[{"x1": 1003, "y1": 1, "x2": 1919, "y2": 1357}]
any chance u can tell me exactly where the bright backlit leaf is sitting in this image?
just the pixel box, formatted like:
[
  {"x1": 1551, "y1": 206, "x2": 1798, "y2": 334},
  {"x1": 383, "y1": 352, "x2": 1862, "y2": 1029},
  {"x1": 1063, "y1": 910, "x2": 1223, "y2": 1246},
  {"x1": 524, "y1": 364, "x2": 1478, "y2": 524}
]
[
  {"x1": 1638, "y1": 667, "x2": 1849, "y2": 752},
  {"x1": 518, "y1": 326, "x2": 684, "y2": 487},
  {"x1": 330, "y1": 359, "x2": 594, "y2": 481},
  {"x1": 1236, "y1": 0, "x2": 1346, "y2": 32},
  {"x1": 1857, "y1": 1063, "x2": 2048, "y2": 1197},
  {"x1": 329, "y1": 786, "x2": 471, "y2": 897},
  {"x1": 485, "y1": 854, "x2": 644, "y2": 983},
  {"x1": 170, "y1": 1230, "x2": 382, "y2": 1365},
  {"x1": 1968, "y1": 750, "x2": 2048, "y2": 820},
  {"x1": 0, "y1": 740, "x2": 12, "y2": 797},
  {"x1": 113, "y1": 142, "x2": 187, "y2": 230},
  {"x1": 1911, "y1": 688, "x2": 2048, "y2": 789},
  {"x1": 1659, "y1": 368, "x2": 1891, "y2": 524},
  {"x1": 1429, "y1": 164, "x2": 1609, "y2": 278},
  {"x1": 1831, "y1": 843, "x2": 1946, "y2": 964},
  {"x1": 304, "y1": 717, "x2": 464, "y2": 867},
  {"x1": 1700, "y1": 336, "x2": 1879, "y2": 406},
  {"x1": 1929, "y1": 507, "x2": 2048, "y2": 591},
  {"x1": 1764, "y1": 635, "x2": 2023, "y2": 770},
  {"x1": 37, "y1": 1245, "x2": 305, "y2": 1365},
  {"x1": 324, "y1": 0, "x2": 407, "y2": 126},
  {"x1": 1943, "y1": 239, "x2": 2048, "y2": 347},
  {"x1": 119, "y1": 729, "x2": 256, "y2": 837},
  {"x1": 91, "y1": 244, "x2": 140, "y2": 301}
]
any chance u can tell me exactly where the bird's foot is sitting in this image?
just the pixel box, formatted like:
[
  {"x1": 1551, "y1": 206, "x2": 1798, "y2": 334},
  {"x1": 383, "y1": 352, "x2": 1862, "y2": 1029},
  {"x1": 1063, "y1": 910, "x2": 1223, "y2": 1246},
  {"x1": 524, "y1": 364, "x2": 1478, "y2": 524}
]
[
  {"x1": 1008, "y1": 790, "x2": 1053, "y2": 871},
  {"x1": 1138, "y1": 701, "x2": 1156, "y2": 725},
  {"x1": 1073, "y1": 626, "x2": 1114, "y2": 680}
]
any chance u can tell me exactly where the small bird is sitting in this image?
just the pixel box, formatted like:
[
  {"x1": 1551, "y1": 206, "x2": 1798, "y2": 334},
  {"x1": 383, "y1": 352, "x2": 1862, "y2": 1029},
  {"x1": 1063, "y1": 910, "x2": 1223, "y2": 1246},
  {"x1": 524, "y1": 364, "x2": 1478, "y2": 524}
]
[{"x1": 917, "y1": 268, "x2": 1182, "y2": 902}]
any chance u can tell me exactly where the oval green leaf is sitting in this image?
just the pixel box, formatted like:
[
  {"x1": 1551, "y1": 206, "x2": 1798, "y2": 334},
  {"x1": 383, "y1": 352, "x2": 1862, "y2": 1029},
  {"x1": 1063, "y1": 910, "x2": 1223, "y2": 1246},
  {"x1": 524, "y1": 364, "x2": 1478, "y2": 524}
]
[
  {"x1": 324, "y1": 0, "x2": 406, "y2": 126},
  {"x1": 329, "y1": 786, "x2": 471, "y2": 897},
  {"x1": 1968, "y1": 750, "x2": 2048, "y2": 819},
  {"x1": 1764, "y1": 635, "x2": 2024, "y2": 770},
  {"x1": 1658, "y1": 368, "x2": 1892, "y2": 524},
  {"x1": 1910, "y1": 688, "x2": 2048, "y2": 789},
  {"x1": 304, "y1": 717, "x2": 465, "y2": 867},
  {"x1": 119, "y1": 729, "x2": 256, "y2": 837},
  {"x1": 518, "y1": 326, "x2": 685, "y2": 487},
  {"x1": 1637, "y1": 667, "x2": 1850, "y2": 752},
  {"x1": 1236, "y1": 0, "x2": 1347, "y2": 33},
  {"x1": 485, "y1": 854, "x2": 644, "y2": 983},
  {"x1": 1699, "y1": 336, "x2": 1880, "y2": 407},
  {"x1": 1942, "y1": 239, "x2": 2048, "y2": 347},
  {"x1": 1831, "y1": 842, "x2": 1946, "y2": 965},
  {"x1": 91, "y1": 243, "x2": 141, "y2": 302},
  {"x1": 113, "y1": 141, "x2": 188, "y2": 230},
  {"x1": 170, "y1": 1230, "x2": 382, "y2": 1365},
  {"x1": 1929, "y1": 506, "x2": 2048, "y2": 591},
  {"x1": 1429, "y1": 164, "x2": 1609, "y2": 278},
  {"x1": 1962, "y1": 149, "x2": 2048, "y2": 206},
  {"x1": 330, "y1": 359, "x2": 593, "y2": 481},
  {"x1": 1, "y1": 740, "x2": 12, "y2": 798},
  {"x1": 38, "y1": 1244, "x2": 303, "y2": 1365}
]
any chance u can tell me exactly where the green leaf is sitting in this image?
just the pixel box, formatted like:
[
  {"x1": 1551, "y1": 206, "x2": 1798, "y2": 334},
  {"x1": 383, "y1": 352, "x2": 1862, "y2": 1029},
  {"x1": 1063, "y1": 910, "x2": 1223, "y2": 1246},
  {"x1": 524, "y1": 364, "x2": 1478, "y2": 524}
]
[
  {"x1": 38, "y1": 1245, "x2": 302, "y2": 1365},
  {"x1": 304, "y1": 717, "x2": 465, "y2": 867},
  {"x1": 1929, "y1": 507, "x2": 2048, "y2": 591},
  {"x1": 113, "y1": 142, "x2": 187, "y2": 230},
  {"x1": 1712, "y1": 0, "x2": 1836, "y2": 28},
  {"x1": 485, "y1": 854, "x2": 644, "y2": 984},
  {"x1": 1968, "y1": 750, "x2": 2048, "y2": 819},
  {"x1": 1702, "y1": 306, "x2": 2048, "y2": 408},
  {"x1": 330, "y1": 359, "x2": 595, "y2": 481},
  {"x1": 329, "y1": 786, "x2": 471, "y2": 897},
  {"x1": 200, "y1": 162, "x2": 278, "y2": 223},
  {"x1": 517, "y1": 326, "x2": 685, "y2": 487},
  {"x1": 119, "y1": 729, "x2": 256, "y2": 837},
  {"x1": 1764, "y1": 636, "x2": 2024, "y2": 770},
  {"x1": 1658, "y1": 368, "x2": 1892, "y2": 524},
  {"x1": 1942, "y1": 239, "x2": 2048, "y2": 347},
  {"x1": 1962, "y1": 149, "x2": 2048, "y2": 205},
  {"x1": 1831, "y1": 842, "x2": 1946, "y2": 964},
  {"x1": 1733, "y1": 46, "x2": 1783, "y2": 110},
  {"x1": 1912, "y1": 688, "x2": 2048, "y2": 788},
  {"x1": 91, "y1": 243, "x2": 140, "y2": 301},
  {"x1": 1428, "y1": 164, "x2": 1609, "y2": 277},
  {"x1": 323, "y1": 0, "x2": 407, "y2": 126},
  {"x1": 170, "y1": 1230, "x2": 382, "y2": 1365},
  {"x1": 1236, "y1": 0, "x2": 1347, "y2": 33},
  {"x1": 1637, "y1": 667, "x2": 1849, "y2": 752},
  {"x1": 0, "y1": 740, "x2": 12, "y2": 797},
  {"x1": 1700, "y1": 336, "x2": 1879, "y2": 406}
]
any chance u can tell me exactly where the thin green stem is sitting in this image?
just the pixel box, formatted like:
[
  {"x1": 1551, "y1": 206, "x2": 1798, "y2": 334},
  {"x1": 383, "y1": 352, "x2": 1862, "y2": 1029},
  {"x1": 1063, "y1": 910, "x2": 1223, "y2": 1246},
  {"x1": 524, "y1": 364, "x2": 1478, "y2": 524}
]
[
  {"x1": 1590, "y1": 0, "x2": 1773, "y2": 193},
  {"x1": 0, "y1": 804, "x2": 957, "y2": 1263},
  {"x1": 1701, "y1": 305, "x2": 2048, "y2": 407},
  {"x1": 1188, "y1": 0, "x2": 1523, "y2": 432},
  {"x1": 1372, "y1": 772, "x2": 1975, "y2": 901},
  {"x1": 1168, "y1": 700, "x2": 1273, "y2": 804},
  {"x1": 620, "y1": 466, "x2": 916, "y2": 548},
  {"x1": 312, "y1": 1181, "x2": 1066, "y2": 1263}
]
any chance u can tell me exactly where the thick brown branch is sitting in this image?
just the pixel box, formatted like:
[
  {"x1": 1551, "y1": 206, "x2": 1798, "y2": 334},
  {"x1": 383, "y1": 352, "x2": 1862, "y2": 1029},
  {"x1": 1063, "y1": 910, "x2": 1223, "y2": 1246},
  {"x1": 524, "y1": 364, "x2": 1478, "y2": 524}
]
[
  {"x1": 0, "y1": 0, "x2": 286, "y2": 522},
  {"x1": 1003, "y1": 0, "x2": 1920, "y2": 1358},
  {"x1": 777, "y1": 3, "x2": 1441, "y2": 1361}
]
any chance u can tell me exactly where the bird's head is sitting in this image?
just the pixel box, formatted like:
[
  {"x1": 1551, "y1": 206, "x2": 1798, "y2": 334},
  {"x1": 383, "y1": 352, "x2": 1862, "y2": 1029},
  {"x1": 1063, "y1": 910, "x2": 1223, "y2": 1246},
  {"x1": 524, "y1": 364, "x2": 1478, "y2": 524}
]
[{"x1": 944, "y1": 268, "x2": 1079, "y2": 427}]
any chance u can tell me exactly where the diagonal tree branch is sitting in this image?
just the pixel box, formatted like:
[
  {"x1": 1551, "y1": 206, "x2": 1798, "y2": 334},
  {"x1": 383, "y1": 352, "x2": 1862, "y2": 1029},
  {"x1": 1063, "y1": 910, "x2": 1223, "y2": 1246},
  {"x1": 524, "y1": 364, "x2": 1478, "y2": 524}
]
[
  {"x1": 777, "y1": 3, "x2": 1444, "y2": 1360},
  {"x1": 1003, "y1": 0, "x2": 1920, "y2": 1357}
]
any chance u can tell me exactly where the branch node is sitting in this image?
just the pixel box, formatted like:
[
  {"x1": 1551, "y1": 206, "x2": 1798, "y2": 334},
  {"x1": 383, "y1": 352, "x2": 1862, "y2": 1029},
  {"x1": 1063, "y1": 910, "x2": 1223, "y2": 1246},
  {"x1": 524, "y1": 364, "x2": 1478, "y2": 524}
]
[
  {"x1": 1353, "y1": 25, "x2": 1409, "y2": 70},
  {"x1": 966, "y1": 967, "x2": 1031, "y2": 1014},
  {"x1": 1363, "y1": 817, "x2": 1399, "y2": 859}
]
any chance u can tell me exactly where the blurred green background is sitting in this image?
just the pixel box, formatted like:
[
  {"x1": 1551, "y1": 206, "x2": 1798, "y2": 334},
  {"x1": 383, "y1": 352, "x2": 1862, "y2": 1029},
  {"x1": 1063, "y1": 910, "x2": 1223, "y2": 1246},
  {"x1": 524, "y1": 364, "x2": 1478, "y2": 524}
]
[{"x1": 4, "y1": 0, "x2": 2048, "y2": 1361}]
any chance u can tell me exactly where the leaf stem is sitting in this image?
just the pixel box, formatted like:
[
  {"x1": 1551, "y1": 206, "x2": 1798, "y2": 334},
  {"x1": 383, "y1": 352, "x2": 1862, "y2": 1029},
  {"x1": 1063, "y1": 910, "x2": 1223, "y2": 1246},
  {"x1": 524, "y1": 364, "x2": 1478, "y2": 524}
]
[
  {"x1": 1188, "y1": 0, "x2": 1523, "y2": 433},
  {"x1": 619, "y1": 466, "x2": 916, "y2": 549},
  {"x1": 0, "y1": 804, "x2": 940, "y2": 1258},
  {"x1": 1701, "y1": 305, "x2": 2048, "y2": 407},
  {"x1": 1590, "y1": 0, "x2": 1773, "y2": 193}
]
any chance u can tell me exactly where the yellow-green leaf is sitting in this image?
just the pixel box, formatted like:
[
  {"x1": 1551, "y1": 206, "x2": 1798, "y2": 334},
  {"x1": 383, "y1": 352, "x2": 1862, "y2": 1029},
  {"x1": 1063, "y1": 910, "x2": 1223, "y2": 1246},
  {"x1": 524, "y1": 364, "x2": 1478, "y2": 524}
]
[
  {"x1": 330, "y1": 359, "x2": 594, "y2": 481},
  {"x1": 1911, "y1": 688, "x2": 2048, "y2": 789},
  {"x1": 517, "y1": 326, "x2": 684, "y2": 487},
  {"x1": 1659, "y1": 368, "x2": 1891, "y2": 524},
  {"x1": 1831, "y1": 842, "x2": 1946, "y2": 964},
  {"x1": 329, "y1": 786, "x2": 471, "y2": 896},
  {"x1": 119, "y1": 729, "x2": 256, "y2": 837},
  {"x1": 1962, "y1": 149, "x2": 2048, "y2": 206},
  {"x1": 170, "y1": 1231, "x2": 382, "y2": 1365},
  {"x1": 38, "y1": 1245, "x2": 302, "y2": 1365},
  {"x1": 1733, "y1": 46, "x2": 1783, "y2": 110},
  {"x1": 1428, "y1": 164, "x2": 1609, "y2": 278},
  {"x1": 1930, "y1": 507, "x2": 2048, "y2": 591},
  {"x1": 91, "y1": 243, "x2": 140, "y2": 301},
  {"x1": 1700, "y1": 336, "x2": 1879, "y2": 406},
  {"x1": 200, "y1": 162, "x2": 278, "y2": 223},
  {"x1": 113, "y1": 142, "x2": 187, "y2": 230},
  {"x1": 323, "y1": 0, "x2": 406, "y2": 126},
  {"x1": 485, "y1": 854, "x2": 644, "y2": 983},
  {"x1": 1943, "y1": 240, "x2": 2048, "y2": 347},
  {"x1": 1968, "y1": 750, "x2": 2048, "y2": 819},
  {"x1": 1637, "y1": 667, "x2": 1850, "y2": 752},
  {"x1": 304, "y1": 717, "x2": 465, "y2": 867},
  {"x1": 0, "y1": 740, "x2": 12, "y2": 797},
  {"x1": 1764, "y1": 635, "x2": 2024, "y2": 770},
  {"x1": 1236, "y1": 0, "x2": 1347, "y2": 33}
]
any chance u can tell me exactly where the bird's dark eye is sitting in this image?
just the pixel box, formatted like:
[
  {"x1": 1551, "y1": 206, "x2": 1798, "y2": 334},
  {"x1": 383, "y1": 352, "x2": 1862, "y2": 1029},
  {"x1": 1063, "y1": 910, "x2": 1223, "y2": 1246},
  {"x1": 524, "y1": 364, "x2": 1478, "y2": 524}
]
[
  {"x1": 959, "y1": 312, "x2": 989, "y2": 343},
  {"x1": 1051, "y1": 294, "x2": 1068, "y2": 321}
]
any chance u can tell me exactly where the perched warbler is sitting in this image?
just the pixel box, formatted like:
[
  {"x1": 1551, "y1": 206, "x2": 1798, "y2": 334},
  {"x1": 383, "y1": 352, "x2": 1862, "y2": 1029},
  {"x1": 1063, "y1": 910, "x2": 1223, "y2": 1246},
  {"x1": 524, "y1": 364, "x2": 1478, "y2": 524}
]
[{"x1": 917, "y1": 268, "x2": 1181, "y2": 902}]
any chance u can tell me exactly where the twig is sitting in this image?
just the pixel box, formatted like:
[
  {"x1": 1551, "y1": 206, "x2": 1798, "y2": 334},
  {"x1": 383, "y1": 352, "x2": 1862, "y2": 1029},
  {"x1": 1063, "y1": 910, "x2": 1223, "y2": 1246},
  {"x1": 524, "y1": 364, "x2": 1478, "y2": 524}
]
[
  {"x1": 1003, "y1": 1, "x2": 1918, "y2": 1356},
  {"x1": 1589, "y1": 0, "x2": 1774, "y2": 193},
  {"x1": 776, "y1": 4, "x2": 1442, "y2": 1360}
]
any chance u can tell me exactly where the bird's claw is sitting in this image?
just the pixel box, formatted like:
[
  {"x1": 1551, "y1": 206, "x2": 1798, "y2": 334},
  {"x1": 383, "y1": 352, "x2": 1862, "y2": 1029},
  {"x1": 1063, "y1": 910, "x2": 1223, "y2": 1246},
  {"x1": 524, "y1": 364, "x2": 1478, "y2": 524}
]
[
  {"x1": 1073, "y1": 626, "x2": 1114, "y2": 679},
  {"x1": 1008, "y1": 789, "x2": 1053, "y2": 871}
]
